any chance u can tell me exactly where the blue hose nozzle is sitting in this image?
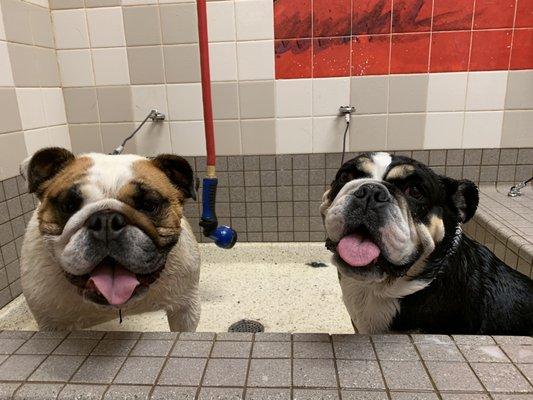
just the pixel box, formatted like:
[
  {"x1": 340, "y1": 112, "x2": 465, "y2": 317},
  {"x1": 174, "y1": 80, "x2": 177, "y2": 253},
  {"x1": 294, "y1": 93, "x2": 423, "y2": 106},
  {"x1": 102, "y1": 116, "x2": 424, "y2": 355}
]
[{"x1": 200, "y1": 177, "x2": 237, "y2": 249}]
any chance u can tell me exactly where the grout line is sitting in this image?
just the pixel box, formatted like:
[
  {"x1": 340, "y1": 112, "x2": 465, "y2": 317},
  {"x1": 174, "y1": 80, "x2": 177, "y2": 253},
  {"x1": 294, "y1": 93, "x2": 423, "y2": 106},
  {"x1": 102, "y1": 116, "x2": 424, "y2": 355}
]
[
  {"x1": 194, "y1": 334, "x2": 216, "y2": 399},
  {"x1": 100, "y1": 333, "x2": 141, "y2": 399},
  {"x1": 289, "y1": 332, "x2": 294, "y2": 399},
  {"x1": 409, "y1": 335, "x2": 444, "y2": 400},
  {"x1": 241, "y1": 333, "x2": 255, "y2": 399},
  {"x1": 368, "y1": 335, "x2": 393, "y2": 400},
  {"x1": 148, "y1": 332, "x2": 181, "y2": 398},
  {"x1": 427, "y1": 0, "x2": 435, "y2": 74},
  {"x1": 330, "y1": 335, "x2": 344, "y2": 400},
  {"x1": 231, "y1": 0, "x2": 244, "y2": 157}
]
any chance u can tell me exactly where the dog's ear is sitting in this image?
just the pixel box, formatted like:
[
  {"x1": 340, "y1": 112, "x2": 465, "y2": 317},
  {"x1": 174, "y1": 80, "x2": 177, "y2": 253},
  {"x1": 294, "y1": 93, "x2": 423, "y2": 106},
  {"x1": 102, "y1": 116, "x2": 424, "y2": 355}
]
[
  {"x1": 441, "y1": 176, "x2": 479, "y2": 223},
  {"x1": 152, "y1": 154, "x2": 197, "y2": 200},
  {"x1": 25, "y1": 147, "x2": 75, "y2": 197}
]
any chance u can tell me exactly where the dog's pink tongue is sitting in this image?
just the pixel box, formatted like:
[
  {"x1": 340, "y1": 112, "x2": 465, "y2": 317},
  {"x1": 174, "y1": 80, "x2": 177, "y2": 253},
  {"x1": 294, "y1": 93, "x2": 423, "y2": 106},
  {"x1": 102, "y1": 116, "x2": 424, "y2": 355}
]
[
  {"x1": 337, "y1": 233, "x2": 380, "y2": 267},
  {"x1": 89, "y1": 264, "x2": 139, "y2": 306}
]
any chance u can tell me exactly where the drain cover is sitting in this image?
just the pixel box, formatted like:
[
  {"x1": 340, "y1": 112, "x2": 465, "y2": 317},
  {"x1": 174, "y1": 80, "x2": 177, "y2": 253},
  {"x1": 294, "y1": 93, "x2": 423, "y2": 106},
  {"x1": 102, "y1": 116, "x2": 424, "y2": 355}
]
[{"x1": 228, "y1": 319, "x2": 264, "y2": 333}]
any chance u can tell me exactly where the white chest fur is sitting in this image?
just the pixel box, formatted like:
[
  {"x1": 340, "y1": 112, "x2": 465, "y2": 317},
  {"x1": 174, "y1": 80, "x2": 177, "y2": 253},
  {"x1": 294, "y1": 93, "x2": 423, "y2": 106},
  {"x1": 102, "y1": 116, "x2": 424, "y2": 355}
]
[{"x1": 339, "y1": 276, "x2": 431, "y2": 333}]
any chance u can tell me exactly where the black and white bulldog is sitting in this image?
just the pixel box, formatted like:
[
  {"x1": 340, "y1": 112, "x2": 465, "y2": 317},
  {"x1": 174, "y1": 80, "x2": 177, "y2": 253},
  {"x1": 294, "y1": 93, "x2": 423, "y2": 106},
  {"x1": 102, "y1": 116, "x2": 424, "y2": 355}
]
[{"x1": 321, "y1": 152, "x2": 533, "y2": 335}]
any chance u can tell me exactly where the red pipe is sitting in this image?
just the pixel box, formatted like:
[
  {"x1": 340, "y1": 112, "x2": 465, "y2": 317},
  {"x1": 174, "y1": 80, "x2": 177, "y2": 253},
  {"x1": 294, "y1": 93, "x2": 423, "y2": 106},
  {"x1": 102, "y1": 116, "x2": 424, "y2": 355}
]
[{"x1": 196, "y1": 0, "x2": 216, "y2": 169}]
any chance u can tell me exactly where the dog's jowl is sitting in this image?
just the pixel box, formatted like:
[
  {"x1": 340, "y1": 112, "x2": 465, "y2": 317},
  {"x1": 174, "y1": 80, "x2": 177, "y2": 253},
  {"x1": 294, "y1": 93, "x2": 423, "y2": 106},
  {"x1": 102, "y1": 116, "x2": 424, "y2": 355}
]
[
  {"x1": 20, "y1": 148, "x2": 201, "y2": 331},
  {"x1": 321, "y1": 152, "x2": 533, "y2": 335}
]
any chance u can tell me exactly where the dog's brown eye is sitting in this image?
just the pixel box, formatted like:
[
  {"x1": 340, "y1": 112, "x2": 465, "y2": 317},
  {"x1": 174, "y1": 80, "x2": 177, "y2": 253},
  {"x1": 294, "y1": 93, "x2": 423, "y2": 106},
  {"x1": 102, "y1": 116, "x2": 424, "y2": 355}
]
[
  {"x1": 139, "y1": 199, "x2": 160, "y2": 213},
  {"x1": 404, "y1": 185, "x2": 423, "y2": 200},
  {"x1": 60, "y1": 200, "x2": 78, "y2": 214},
  {"x1": 56, "y1": 188, "x2": 82, "y2": 215},
  {"x1": 339, "y1": 172, "x2": 351, "y2": 183}
]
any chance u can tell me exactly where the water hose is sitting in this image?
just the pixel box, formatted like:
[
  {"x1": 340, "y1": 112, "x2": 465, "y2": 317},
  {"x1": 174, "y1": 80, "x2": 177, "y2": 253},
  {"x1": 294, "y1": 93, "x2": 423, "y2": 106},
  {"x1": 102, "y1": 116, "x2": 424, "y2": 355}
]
[{"x1": 196, "y1": 0, "x2": 237, "y2": 249}]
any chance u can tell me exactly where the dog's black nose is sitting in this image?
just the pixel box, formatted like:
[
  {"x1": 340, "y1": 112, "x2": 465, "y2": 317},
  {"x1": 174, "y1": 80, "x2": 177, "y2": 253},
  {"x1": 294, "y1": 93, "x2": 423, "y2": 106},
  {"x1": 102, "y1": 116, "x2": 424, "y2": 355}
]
[
  {"x1": 353, "y1": 184, "x2": 391, "y2": 207},
  {"x1": 86, "y1": 211, "x2": 127, "y2": 241}
]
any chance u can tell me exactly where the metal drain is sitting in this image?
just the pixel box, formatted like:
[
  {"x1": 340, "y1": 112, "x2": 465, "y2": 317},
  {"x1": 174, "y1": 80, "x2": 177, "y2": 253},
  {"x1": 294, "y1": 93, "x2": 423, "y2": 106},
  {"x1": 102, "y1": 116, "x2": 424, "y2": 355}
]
[{"x1": 228, "y1": 319, "x2": 264, "y2": 333}]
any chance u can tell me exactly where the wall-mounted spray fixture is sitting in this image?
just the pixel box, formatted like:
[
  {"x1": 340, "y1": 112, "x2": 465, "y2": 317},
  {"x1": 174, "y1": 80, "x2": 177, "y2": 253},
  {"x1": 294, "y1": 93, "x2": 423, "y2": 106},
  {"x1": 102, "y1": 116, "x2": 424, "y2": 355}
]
[
  {"x1": 508, "y1": 176, "x2": 532, "y2": 197},
  {"x1": 111, "y1": 109, "x2": 165, "y2": 155},
  {"x1": 339, "y1": 105, "x2": 356, "y2": 166}
]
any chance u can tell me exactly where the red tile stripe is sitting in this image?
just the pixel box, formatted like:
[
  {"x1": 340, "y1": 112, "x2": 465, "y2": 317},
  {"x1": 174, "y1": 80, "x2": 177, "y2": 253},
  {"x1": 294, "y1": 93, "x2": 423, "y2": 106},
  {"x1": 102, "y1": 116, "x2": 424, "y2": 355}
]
[{"x1": 273, "y1": 0, "x2": 533, "y2": 79}]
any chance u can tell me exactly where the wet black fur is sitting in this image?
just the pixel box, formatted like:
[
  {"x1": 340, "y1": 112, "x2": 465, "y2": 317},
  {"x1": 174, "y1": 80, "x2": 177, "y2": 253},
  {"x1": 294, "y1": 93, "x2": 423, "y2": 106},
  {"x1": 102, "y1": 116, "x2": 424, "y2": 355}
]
[
  {"x1": 393, "y1": 234, "x2": 533, "y2": 335},
  {"x1": 328, "y1": 153, "x2": 533, "y2": 335}
]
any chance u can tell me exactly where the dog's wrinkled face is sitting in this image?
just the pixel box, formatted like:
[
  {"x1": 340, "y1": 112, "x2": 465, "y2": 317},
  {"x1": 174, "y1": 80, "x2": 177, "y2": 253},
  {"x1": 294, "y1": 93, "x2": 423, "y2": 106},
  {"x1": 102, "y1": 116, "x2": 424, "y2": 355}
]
[
  {"x1": 24, "y1": 148, "x2": 196, "y2": 307},
  {"x1": 321, "y1": 152, "x2": 478, "y2": 282}
]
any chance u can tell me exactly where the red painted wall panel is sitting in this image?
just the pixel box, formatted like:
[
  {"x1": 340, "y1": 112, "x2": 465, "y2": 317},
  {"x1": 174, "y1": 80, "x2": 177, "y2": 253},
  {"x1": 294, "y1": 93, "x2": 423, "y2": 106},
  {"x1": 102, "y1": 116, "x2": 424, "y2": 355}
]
[{"x1": 273, "y1": 0, "x2": 533, "y2": 78}]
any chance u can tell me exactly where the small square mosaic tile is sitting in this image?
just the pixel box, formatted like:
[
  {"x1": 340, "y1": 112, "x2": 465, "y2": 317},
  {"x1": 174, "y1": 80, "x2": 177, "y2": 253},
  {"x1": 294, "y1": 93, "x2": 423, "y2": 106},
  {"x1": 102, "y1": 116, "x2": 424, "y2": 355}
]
[{"x1": 0, "y1": 331, "x2": 531, "y2": 398}]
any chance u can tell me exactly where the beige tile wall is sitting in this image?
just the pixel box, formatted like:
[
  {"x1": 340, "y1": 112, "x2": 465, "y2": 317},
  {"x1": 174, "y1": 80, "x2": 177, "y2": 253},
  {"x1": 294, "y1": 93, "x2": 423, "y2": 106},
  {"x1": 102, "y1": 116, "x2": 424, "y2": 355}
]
[
  {"x1": 0, "y1": 0, "x2": 70, "y2": 181},
  {"x1": 50, "y1": 0, "x2": 533, "y2": 164},
  {"x1": 0, "y1": 0, "x2": 532, "y2": 182}
]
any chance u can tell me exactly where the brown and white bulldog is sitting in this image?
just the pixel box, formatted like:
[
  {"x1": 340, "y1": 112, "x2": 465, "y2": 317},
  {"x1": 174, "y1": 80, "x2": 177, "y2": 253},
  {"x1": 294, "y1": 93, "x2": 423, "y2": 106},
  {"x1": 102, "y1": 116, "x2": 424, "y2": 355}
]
[{"x1": 20, "y1": 148, "x2": 201, "y2": 331}]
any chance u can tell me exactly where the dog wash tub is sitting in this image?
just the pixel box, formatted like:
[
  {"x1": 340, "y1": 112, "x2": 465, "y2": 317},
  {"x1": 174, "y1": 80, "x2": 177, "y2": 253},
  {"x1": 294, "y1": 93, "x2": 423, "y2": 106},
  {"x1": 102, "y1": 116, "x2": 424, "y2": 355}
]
[{"x1": 0, "y1": 243, "x2": 353, "y2": 333}]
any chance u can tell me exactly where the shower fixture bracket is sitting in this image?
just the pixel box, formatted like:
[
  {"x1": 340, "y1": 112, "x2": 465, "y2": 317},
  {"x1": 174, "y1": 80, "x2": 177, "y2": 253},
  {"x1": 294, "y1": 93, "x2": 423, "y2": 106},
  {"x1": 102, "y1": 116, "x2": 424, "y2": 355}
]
[{"x1": 148, "y1": 109, "x2": 166, "y2": 121}]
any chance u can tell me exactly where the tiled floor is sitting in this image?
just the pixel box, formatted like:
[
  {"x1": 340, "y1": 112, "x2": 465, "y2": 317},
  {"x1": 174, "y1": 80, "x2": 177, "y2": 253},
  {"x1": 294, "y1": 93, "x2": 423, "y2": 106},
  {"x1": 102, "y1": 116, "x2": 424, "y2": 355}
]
[{"x1": 0, "y1": 331, "x2": 531, "y2": 399}]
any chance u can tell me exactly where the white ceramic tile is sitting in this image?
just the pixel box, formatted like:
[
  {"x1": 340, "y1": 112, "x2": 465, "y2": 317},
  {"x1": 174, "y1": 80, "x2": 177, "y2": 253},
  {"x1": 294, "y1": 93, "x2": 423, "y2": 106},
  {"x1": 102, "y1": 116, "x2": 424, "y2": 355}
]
[
  {"x1": 167, "y1": 83, "x2": 204, "y2": 121},
  {"x1": 42, "y1": 88, "x2": 67, "y2": 126},
  {"x1": 424, "y1": 112, "x2": 464, "y2": 149},
  {"x1": 86, "y1": 7, "x2": 125, "y2": 48},
  {"x1": 135, "y1": 121, "x2": 172, "y2": 156},
  {"x1": 131, "y1": 85, "x2": 168, "y2": 122},
  {"x1": 237, "y1": 40, "x2": 274, "y2": 80},
  {"x1": 52, "y1": 9, "x2": 90, "y2": 49},
  {"x1": 501, "y1": 110, "x2": 533, "y2": 147},
  {"x1": 214, "y1": 120, "x2": 241, "y2": 155},
  {"x1": 48, "y1": 125, "x2": 72, "y2": 150},
  {"x1": 241, "y1": 119, "x2": 275, "y2": 155},
  {"x1": 31, "y1": 5, "x2": 55, "y2": 48},
  {"x1": 313, "y1": 77, "x2": 350, "y2": 116},
  {"x1": 462, "y1": 111, "x2": 504, "y2": 148},
  {"x1": 427, "y1": 72, "x2": 467, "y2": 112},
  {"x1": 312, "y1": 116, "x2": 347, "y2": 153},
  {"x1": 350, "y1": 75, "x2": 389, "y2": 115},
  {"x1": 24, "y1": 127, "x2": 51, "y2": 156},
  {"x1": 0, "y1": 1, "x2": 6, "y2": 40},
  {"x1": 466, "y1": 71, "x2": 508, "y2": 111},
  {"x1": 276, "y1": 79, "x2": 312, "y2": 118},
  {"x1": 388, "y1": 74, "x2": 428, "y2": 113},
  {"x1": 276, "y1": 118, "x2": 312, "y2": 154},
  {"x1": 0, "y1": 131, "x2": 27, "y2": 180},
  {"x1": 57, "y1": 49, "x2": 94, "y2": 87},
  {"x1": 0, "y1": 41, "x2": 14, "y2": 86},
  {"x1": 92, "y1": 48, "x2": 130, "y2": 85},
  {"x1": 209, "y1": 42, "x2": 237, "y2": 81},
  {"x1": 122, "y1": 0, "x2": 157, "y2": 4},
  {"x1": 235, "y1": 0, "x2": 274, "y2": 40},
  {"x1": 505, "y1": 70, "x2": 533, "y2": 110},
  {"x1": 350, "y1": 114, "x2": 387, "y2": 151},
  {"x1": 387, "y1": 113, "x2": 426, "y2": 150},
  {"x1": 170, "y1": 121, "x2": 206, "y2": 156},
  {"x1": 25, "y1": 0, "x2": 48, "y2": 6},
  {"x1": 16, "y1": 88, "x2": 46, "y2": 130},
  {"x1": 207, "y1": 1, "x2": 236, "y2": 42}
]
